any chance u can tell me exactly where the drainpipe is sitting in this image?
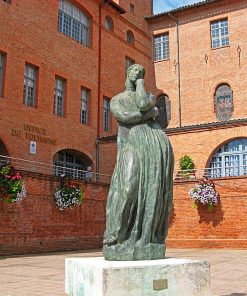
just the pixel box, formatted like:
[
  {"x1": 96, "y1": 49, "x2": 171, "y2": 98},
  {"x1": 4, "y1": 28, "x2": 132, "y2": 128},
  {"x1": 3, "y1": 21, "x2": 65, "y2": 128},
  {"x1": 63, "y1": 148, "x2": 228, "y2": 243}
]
[
  {"x1": 96, "y1": 1, "x2": 103, "y2": 177},
  {"x1": 95, "y1": 139, "x2": 100, "y2": 182},
  {"x1": 168, "y1": 13, "x2": 182, "y2": 127}
]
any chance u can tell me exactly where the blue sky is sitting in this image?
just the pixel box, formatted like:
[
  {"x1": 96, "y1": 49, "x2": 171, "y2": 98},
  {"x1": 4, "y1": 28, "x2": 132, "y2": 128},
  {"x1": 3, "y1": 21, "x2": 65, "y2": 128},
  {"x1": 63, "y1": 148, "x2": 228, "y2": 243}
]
[{"x1": 153, "y1": 0, "x2": 200, "y2": 14}]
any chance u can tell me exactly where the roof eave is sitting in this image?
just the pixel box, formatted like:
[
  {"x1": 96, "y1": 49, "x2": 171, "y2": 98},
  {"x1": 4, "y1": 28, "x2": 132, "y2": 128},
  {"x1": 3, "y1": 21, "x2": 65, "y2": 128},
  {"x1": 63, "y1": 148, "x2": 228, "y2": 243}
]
[
  {"x1": 103, "y1": 0, "x2": 126, "y2": 14},
  {"x1": 145, "y1": 0, "x2": 219, "y2": 20}
]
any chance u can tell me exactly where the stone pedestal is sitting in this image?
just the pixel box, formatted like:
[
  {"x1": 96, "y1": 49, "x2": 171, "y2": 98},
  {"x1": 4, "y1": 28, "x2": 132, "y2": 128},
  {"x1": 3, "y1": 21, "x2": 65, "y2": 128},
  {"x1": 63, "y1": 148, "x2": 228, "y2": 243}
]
[{"x1": 65, "y1": 257, "x2": 211, "y2": 296}]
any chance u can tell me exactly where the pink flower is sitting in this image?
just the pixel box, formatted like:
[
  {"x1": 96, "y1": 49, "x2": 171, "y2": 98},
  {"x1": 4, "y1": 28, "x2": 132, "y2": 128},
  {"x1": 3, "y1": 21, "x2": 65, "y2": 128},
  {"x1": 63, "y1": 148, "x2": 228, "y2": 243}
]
[{"x1": 15, "y1": 173, "x2": 22, "y2": 180}]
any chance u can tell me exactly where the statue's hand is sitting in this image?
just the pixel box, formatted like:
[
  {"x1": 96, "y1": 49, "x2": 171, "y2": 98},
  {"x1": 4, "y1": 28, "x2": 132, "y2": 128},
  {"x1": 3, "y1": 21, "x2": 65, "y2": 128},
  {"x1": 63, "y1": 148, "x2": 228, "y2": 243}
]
[
  {"x1": 135, "y1": 78, "x2": 144, "y2": 86},
  {"x1": 143, "y1": 107, "x2": 159, "y2": 120}
]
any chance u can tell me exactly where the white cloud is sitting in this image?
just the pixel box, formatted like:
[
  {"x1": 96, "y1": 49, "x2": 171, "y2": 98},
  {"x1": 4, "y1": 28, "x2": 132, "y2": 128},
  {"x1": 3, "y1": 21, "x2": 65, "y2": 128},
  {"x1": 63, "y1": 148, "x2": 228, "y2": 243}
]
[{"x1": 153, "y1": 0, "x2": 201, "y2": 14}]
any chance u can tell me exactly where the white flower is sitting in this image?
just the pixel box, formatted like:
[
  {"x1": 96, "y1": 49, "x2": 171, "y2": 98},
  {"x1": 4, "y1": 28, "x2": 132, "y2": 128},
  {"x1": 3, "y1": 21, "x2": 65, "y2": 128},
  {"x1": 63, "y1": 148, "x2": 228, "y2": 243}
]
[{"x1": 189, "y1": 179, "x2": 219, "y2": 206}]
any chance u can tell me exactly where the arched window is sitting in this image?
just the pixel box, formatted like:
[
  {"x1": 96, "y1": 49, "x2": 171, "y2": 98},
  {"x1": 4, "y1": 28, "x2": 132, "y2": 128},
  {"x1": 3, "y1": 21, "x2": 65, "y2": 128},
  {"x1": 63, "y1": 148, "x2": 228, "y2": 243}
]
[
  {"x1": 207, "y1": 138, "x2": 247, "y2": 178},
  {"x1": 214, "y1": 84, "x2": 233, "y2": 121},
  {"x1": 105, "y1": 16, "x2": 114, "y2": 31},
  {"x1": 58, "y1": 0, "x2": 90, "y2": 47},
  {"x1": 155, "y1": 94, "x2": 171, "y2": 129},
  {"x1": 127, "y1": 30, "x2": 134, "y2": 45},
  {"x1": 0, "y1": 138, "x2": 9, "y2": 166},
  {"x1": 53, "y1": 149, "x2": 92, "y2": 180}
]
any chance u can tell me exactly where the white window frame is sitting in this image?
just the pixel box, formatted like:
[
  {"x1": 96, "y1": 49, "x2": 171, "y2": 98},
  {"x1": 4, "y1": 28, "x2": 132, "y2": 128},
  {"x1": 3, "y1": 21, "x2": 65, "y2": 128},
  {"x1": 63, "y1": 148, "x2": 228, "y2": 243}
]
[
  {"x1": 23, "y1": 64, "x2": 37, "y2": 107},
  {"x1": 208, "y1": 139, "x2": 247, "y2": 178},
  {"x1": 80, "y1": 88, "x2": 89, "y2": 125},
  {"x1": 58, "y1": 0, "x2": 90, "y2": 47},
  {"x1": 153, "y1": 33, "x2": 169, "y2": 62},
  {"x1": 211, "y1": 19, "x2": 230, "y2": 49},
  {"x1": 54, "y1": 77, "x2": 65, "y2": 116}
]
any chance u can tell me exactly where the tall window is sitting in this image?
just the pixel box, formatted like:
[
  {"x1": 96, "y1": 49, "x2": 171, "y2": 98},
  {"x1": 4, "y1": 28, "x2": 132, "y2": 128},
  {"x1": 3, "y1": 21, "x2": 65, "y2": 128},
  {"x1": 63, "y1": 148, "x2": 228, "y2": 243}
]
[
  {"x1": 103, "y1": 97, "x2": 110, "y2": 132},
  {"x1": 154, "y1": 33, "x2": 169, "y2": 61},
  {"x1": 207, "y1": 139, "x2": 247, "y2": 178},
  {"x1": 0, "y1": 53, "x2": 5, "y2": 97},
  {"x1": 54, "y1": 77, "x2": 65, "y2": 116},
  {"x1": 211, "y1": 19, "x2": 229, "y2": 49},
  {"x1": 58, "y1": 0, "x2": 90, "y2": 47},
  {"x1": 130, "y1": 3, "x2": 135, "y2": 14},
  {"x1": 80, "y1": 88, "x2": 89, "y2": 125},
  {"x1": 125, "y1": 57, "x2": 135, "y2": 73},
  {"x1": 23, "y1": 64, "x2": 37, "y2": 107},
  {"x1": 127, "y1": 30, "x2": 134, "y2": 45}
]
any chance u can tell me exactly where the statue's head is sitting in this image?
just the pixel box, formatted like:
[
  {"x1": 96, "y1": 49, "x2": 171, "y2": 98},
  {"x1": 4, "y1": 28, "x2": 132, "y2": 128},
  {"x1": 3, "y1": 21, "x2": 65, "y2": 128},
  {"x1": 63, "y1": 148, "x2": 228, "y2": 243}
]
[{"x1": 125, "y1": 64, "x2": 145, "y2": 90}]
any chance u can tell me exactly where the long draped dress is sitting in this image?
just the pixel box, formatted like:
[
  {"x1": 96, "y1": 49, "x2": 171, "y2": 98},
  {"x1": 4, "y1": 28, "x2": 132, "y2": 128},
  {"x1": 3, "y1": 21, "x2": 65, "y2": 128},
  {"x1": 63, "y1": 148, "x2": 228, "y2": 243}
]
[{"x1": 103, "y1": 90, "x2": 174, "y2": 261}]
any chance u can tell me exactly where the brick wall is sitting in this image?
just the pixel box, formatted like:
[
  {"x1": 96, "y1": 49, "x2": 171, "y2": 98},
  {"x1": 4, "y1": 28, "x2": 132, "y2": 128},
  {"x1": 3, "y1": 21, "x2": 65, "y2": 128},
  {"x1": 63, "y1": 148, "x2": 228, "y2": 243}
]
[
  {"x1": 169, "y1": 125, "x2": 247, "y2": 173},
  {"x1": 0, "y1": 171, "x2": 108, "y2": 255},
  {"x1": 168, "y1": 176, "x2": 247, "y2": 248},
  {"x1": 1, "y1": 172, "x2": 247, "y2": 255},
  {"x1": 99, "y1": 141, "x2": 117, "y2": 176}
]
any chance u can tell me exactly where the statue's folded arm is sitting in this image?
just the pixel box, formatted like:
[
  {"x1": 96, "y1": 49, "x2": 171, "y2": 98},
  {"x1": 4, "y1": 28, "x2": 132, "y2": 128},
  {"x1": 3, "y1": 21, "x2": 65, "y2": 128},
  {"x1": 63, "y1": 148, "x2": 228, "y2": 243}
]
[{"x1": 110, "y1": 96, "x2": 143, "y2": 124}]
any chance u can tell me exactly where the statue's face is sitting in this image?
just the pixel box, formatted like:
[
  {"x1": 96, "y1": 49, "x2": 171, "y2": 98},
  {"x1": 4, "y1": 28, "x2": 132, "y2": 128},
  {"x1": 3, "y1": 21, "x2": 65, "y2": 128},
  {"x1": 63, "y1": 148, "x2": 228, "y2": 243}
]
[{"x1": 128, "y1": 66, "x2": 144, "y2": 84}]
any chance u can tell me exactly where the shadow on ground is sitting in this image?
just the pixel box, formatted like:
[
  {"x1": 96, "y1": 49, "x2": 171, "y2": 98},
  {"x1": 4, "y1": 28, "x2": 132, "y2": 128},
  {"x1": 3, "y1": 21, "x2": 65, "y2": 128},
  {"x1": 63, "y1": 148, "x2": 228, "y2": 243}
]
[{"x1": 221, "y1": 293, "x2": 247, "y2": 296}]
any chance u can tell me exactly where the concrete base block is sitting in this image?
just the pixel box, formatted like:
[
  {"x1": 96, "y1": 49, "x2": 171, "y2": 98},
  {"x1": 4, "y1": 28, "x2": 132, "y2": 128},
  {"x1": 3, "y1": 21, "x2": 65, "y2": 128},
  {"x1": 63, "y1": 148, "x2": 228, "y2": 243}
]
[{"x1": 65, "y1": 257, "x2": 211, "y2": 296}]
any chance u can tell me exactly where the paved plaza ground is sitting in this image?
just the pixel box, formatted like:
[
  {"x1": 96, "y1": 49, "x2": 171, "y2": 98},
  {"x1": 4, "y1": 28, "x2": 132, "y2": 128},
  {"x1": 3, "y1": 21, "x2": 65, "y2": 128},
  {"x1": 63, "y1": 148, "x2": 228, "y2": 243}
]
[{"x1": 0, "y1": 248, "x2": 247, "y2": 296}]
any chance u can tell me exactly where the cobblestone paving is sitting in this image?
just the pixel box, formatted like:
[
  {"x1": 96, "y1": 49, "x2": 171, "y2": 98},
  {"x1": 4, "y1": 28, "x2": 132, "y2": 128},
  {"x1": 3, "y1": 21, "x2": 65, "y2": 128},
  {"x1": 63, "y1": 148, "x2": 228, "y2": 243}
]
[{"x1": 0, "y1": 249, "x2": 246, "y2": 295}]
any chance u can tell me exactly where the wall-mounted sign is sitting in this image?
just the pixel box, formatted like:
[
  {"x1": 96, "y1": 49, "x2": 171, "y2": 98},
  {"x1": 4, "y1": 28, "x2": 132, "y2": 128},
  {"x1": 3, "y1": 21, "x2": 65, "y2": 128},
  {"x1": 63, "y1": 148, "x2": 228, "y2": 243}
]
[
  {"x1": 11, "y1": 124, "x2": 56, "y2": 145},
  {"x1": 30, "y1": 141, "x2": 37, "y2": 154}
]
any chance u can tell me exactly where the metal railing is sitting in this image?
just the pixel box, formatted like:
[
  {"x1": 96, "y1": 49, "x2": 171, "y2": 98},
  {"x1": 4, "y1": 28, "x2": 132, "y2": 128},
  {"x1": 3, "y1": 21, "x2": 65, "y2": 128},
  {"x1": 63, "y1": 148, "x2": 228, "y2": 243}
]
[
  {"x1": 175, "y1": 165, "x2": 247, "y2": 180},
  {"x1": 1, "y1": 154, "x2": 246, "y2": 183},
  {"x1": 0, "y1": 155, "x2": 111, "y2": 184}
]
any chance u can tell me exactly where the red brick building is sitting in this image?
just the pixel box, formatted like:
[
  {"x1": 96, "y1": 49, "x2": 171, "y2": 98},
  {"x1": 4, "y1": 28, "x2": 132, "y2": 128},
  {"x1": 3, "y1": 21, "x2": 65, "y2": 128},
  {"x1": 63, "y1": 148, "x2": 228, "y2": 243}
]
[
  {"x1": 147, "y1": 0, "x2": 247, "y2": 175},
  {"x1": 0, "y1": 0, "x2": 153, "y2": 179},
  {"x1": 1, "y1": 0, "x2": 247, "y2": 253},
  {"x1": 0, "y1": 0, "x2": 156, "y2": 254},
  {"x1": 100, "y1": 0, "x2": 247, "y2": 180},
  {"x1": 147, "y1": 0, "x2": 247, "y2": 248},
  {"x1": 100, "y1": 0, "x2": 247, "y2": 249}
]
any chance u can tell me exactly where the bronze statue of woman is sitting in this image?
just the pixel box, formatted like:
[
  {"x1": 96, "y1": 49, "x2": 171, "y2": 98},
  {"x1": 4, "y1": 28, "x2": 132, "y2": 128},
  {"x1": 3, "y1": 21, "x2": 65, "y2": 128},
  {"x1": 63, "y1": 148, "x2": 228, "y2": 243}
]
[{"x1": 103, "y1": 64, "x2": 174, "y2": 260}]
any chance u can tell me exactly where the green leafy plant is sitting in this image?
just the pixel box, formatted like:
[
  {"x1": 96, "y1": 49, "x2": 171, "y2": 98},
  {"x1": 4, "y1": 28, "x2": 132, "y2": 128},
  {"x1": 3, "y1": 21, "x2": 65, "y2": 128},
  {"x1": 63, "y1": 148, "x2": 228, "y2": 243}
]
[
  {"x1": 0, "y1": 164, "x2": 27, "y2": 203},
  {"x1": 178, "y1": 155, "x2": 195, "y2": 178},
  {"x1": 55, "y1": 181, "x2": 84, "y2": 210},
  {"x1": 179, "y1": 155, "x2": 195, "y2": 171}
]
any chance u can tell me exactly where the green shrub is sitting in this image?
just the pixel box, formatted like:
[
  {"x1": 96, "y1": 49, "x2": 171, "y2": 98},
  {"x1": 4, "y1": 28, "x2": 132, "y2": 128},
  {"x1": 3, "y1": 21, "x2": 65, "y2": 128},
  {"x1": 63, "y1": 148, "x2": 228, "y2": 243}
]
[{"x1": 179, "y1": 155, "x2": 195, "y2": 171}]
